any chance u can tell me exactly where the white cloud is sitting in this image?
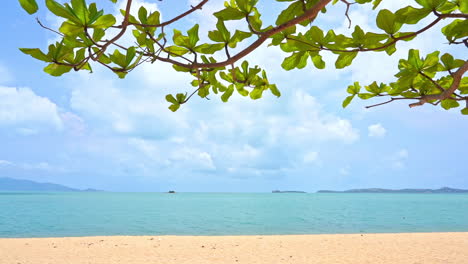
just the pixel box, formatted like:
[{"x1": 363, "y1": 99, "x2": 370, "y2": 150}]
[
  {"x1": 391, "y1": 149, "x2": 409, "y2": 169},
  {"x1": 66, "y1": 63, "x2": 359, "y2": 174},
  {"x1": 339, "y1": 166, "x2": 350, "y2": 175},
  {"x1": 0, "y1": 160, "x2": 12, "y2": 166},
  {"x1": 397, "y1": 149, "x2": 409, "y2": 159},
  {"x1": 368, "y1": 123, "x2": 386, "y2": 138},
  {"x1": 54, "y1": 1, "x2": 362, "y2": 177},
  {"x1": 0, "y1": 86, "x2": 63, "y2": 132},
  {"x1": 117, "y1": 0, "x2": 159, "y2": 17},
  {"x1": 277, "y1": 91, "x2": 360, "y2": 144},
  {"x1": 0, "y1": 160, "x2": 68, "y2": 173},
  {"x1": 69, "y1": 71, "x2": 189, "y2": 137},
  {"x1": 303, "y1": 151, "x2": 319, "y2": 164},
  {"x1": 17, "y1": 128, "x2": 39, "y2": 136},
  {"x1": 171, "y1": 147, "x2": 216, "y2": 171}
]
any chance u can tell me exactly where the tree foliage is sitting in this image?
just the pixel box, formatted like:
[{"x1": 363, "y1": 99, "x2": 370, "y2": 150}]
[{"x1": 18, "y1": 0, "x2": 468, "y2": 113}]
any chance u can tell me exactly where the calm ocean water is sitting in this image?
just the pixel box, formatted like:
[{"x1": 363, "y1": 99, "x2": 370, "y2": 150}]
[{"x1": 1, "y1": 192, "x2": 468, "y2": 238}]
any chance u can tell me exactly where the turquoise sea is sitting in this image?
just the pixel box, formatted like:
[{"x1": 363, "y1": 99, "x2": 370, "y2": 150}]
[{"x1": 1, "y1": 192, "x2": 468, "y2": 238}]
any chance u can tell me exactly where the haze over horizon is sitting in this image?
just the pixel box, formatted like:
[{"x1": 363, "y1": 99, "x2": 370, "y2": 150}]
[{"x1": 1, "y1": 0, "x2": 467, "y2": 192}]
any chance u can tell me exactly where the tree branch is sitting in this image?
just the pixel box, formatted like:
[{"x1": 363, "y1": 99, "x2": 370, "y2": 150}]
[
  {"x1": 340, "y1": 0, "x2": 355, "y2": 29},
  {"x1": 409, "y1": 60, "x2": 468, "y2": 108},
  {"x1": 366, "y1": 97, "x2": 416, "y2": 108}
]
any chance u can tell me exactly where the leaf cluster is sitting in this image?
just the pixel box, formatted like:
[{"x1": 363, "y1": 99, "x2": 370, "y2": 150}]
[{"x1": 17, "y1": 0, "x2": 468, "y2": 113}]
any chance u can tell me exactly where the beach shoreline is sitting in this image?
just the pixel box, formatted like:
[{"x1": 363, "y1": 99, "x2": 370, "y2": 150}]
[{"x1": 2, "y1": 232, "x2": 468, "y2": 263}]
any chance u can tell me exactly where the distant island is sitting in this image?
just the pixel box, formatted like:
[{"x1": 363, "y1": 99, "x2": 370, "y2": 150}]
[
  {"x1": 0, "y1": 177, "x2": 101, "y2": 192},
  {"x1": 272, "y1": 190, "x2": 306, "y2": 193},
  {"x1": 317, "y1": 187, "x2": 468, "y2": 193}
]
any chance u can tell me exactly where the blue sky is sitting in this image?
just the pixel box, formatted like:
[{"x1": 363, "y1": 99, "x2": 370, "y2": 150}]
[{"x1": 0, "y1": 0, "x2": 467, "y2": 192}]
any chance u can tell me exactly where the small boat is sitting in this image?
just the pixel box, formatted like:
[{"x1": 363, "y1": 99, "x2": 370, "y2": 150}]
[{"x1": 168, "y1": 190, "x2": 176, "y2": 193}]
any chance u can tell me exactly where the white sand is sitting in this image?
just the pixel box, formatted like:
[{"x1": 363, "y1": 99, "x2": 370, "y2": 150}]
[{"x1": 2, "y1": 232, "x2": 468, "y2": 264}]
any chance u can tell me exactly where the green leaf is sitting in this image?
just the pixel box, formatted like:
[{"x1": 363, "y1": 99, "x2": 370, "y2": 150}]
[
  {"x1": 270, "y1": 84, "x2": 281, "y2": 97},
  {"x1": 138, "y1": 6, "x2": 147, "y2": 24},
  {"x1": 187, "y1": 24, "x2": 200, "y2": 48},
  {"x1": 92, "y1": 14, "x2": 116, "y2": 28},
  {"x1": 125, "y1": 47, "x2": 136, "y2": 67},
  {"x1": 147, "y1": 11, "x2": 160, "y2": 25},
  {"x1": 442, "y1": 19, "x2": 468, "y2": 43},
  {"x1": 165, "y1": 46, "x2": 189, "y2": 57},
  {"x1": 236, "y1": 0, "x2": 258, "y2": 13},
  {"x1": 169, "y1": 104, "x2": 180, "y2": 112},
  {"x1": 365, "y1": 81, "x2": 381, "y2": 94},
  {"x1": 276, "y1": 1, "x2": 303, "y2": 25},
  {"x1": 347, "y1": 82, "x2": 361, "y2": 94},
  {"x1": 93, "y1": 28, "x2": 105, "y2": 41},
  {"x1": 440, "y1": 53, "x2": 464, "y2": 71},
  {"x1": 221, "y1": 85, "x2": 235, "y2": 102},
  {"x1": 385, "y1": 43, "x2": 397, "y2": 55},
  {"x1": 214, "y1": 7, "x2": 245, "y2": 20},
  {"x1": 88, "y1": 6, "x2": 104, "y2": 25},
  {"x1": 308, "y1": 26, "x2": 324, "y2": 44},
  {"x1": 281, "y1": 52, "x2": 308, "y2": 70},
  {"x1": 235, "y1": 84, "x2": 249, "y2": 97},
  {"x1": 342, "y1": 95, "x2": 355, "y2": 108},
  {"x1": 165, "y1": 94, "x2": 178, "y2": 104},
  {"x1": 372, "y1": 0, "x2": 383, "y2": 9},
  {"x1": 460, "y1": 0, "x2": 468, "y2": 13},
  {"x1": 44, "y1": 63, "x2": 73, "y2": 76},
  {"x1": 46, "y1": 0, "x2": 80, "y2": 24},
  {"x1": 250, "y1": 88, "x2": 264, "y2": 100},
  {"x1": 395, "y1": 6, "x2": 431, "y2": 24},
  {"x1": 59, "y1": 21, "x2": 83, "y2": 36},
  {"x1": 198, "y1": 86, "x2": 210, "y2": 98},
  {"x1": 335, "y1": 52, "x2": 358, "y2": 69},
  {"x1": 407, "y1": 49, "x2": 423, "y2": 70},
  {"x1": 421, "y1": 50, "x2": 440, "y2": 70},
  {"x1": 70, "y1": 0, "x2": 87, "y2": 24},
  {"x1": 415, "y1": 0, "x2": 446, "y2": 9},
  {"x1": 461, "y1": 108, "x2": 468, "y2": 115},
  {"x1": 109, "y1": 49, "x2": 127, "y2": 67},
  {"x1": 175, "y1": 93, "x2": 186, "y2": 103},
  {"x1": 216, "y1": 20, "x2": 231, "y2": 42},
  {"x1": 194, "y1": 43, "x2": 224, "y2": 54},
  {"x1": 229, "y1": 30, "x2": 252, "y2": 48},
  {"x1": 351, "y1": 25, "x2": 365, "y2": 44},
  {"x1": 441, "y1": 99, "x2": 459, "y2": 110},
  {"x1": 20, "y1": 48, "x2": 52, "y2": 62},
  {"x1": 358, "y1": 93, "x2": 375, "y2": 99},
  {"x1": 376, "y1": 9, "x2": 401, "y2": 34},
  {"x1": 18, "y1": 0, "x2": 38, "y2": 14},
  {"x1": 311, "y1": 53, "x2": 325, "y2": 69}
]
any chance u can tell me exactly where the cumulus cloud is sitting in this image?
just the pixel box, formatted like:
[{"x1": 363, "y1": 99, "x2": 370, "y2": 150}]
[
  {"x1": 38, "y1": 0, "x2": 362, "y2": 179},
  {"x1": 0, "y1": 86, "x2": 63, "y2": 132},
  {"x1": 66, "y1": 65, "x2": 359, "y2": 175},
  {"x1": 368, "y1": 123, "x2": 386, "y2": 138}
]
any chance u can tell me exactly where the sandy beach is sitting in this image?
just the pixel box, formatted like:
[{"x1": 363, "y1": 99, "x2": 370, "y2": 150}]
[{"x1": 1, "y1": 232, "x2": 468, "y2": 264}]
